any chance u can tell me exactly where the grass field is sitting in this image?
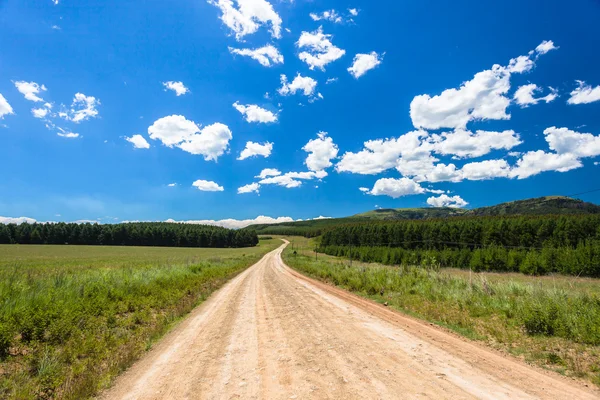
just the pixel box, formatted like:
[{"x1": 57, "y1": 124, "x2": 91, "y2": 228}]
[
  {"x1": 0, "y1": 239, "x2": 280, "y2": 399},
  {"x1": 284, "y1": 236, "x2": 600, "y2": 386}
]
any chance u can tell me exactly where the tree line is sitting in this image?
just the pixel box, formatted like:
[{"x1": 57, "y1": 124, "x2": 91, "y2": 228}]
[
  {"x1": 318, "y1": 215, "x2": 600, "y2": 276},
  {"x1": 0, "y1": 222, "x2": 259, "y2": 248}
]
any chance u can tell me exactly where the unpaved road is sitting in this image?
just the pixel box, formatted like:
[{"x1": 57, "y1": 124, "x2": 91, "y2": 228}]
[{"x1": 102, "y1": 242, "x2": 599, "y2": 399}]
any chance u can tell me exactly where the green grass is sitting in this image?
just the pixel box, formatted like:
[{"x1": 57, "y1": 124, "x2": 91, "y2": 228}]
[
  {"x1": 0, "y1": 239, "x2": 280, "y2": 399},
  {"x1": 283, "y1": 236, "x2": 600, "y2": 386}
]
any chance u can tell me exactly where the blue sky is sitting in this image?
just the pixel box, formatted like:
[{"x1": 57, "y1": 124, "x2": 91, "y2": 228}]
[{"x1": 1, "y1": 0, "x2": 600, "y2": 228}]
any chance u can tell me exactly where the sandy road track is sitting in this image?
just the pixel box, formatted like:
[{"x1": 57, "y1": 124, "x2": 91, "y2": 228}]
[{"x1": 101, "y1": 242, "x2": 599, "y2": 399}]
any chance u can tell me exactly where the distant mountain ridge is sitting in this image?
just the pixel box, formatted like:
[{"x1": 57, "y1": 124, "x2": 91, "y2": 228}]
[{"x1": 247, "y1": 196, "x2": 600, "y2": 235}]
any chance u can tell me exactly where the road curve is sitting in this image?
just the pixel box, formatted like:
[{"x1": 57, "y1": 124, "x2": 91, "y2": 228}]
[{"x1": 101, "y1": 241, "x2": 599, "y2": 400}]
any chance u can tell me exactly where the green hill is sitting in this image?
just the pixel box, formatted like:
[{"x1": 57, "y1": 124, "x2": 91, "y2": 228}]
[{"x1": 247, "y1": 196, "x2": 600, "y2": 237}]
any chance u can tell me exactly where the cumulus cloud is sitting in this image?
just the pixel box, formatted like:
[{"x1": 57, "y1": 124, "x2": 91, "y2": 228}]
[
  {"x1": 238, "y1": 141, "x2": 273, "y2": 160},
  {"x1": 14, "y1": 81, "x2": 47, "y2": 102},
  {"x1": 148, "y1": 115, "x2": 232, "y2": 161},
  {"x1": 410, "y1": 40, "x2": 555, "y2": 130},
  {"x1": 126, "y1": 134, "x2": 151, "y2": 149},
  {"x1": 510, "y1": 151, "x2": 582, "y2": 179},
  {"x1": 296, "y1": 27, "x2": 345, "y2": 70},
  {"x1": 336, "y1": 130, "x2": 429, "y2": 175},
  {"x1": 238, "y1": 182, "x2": 261, "y2": 194},
  {"x1": 535, "y1": 40, "x2": 559, "y2": 55},
  {"x1": 513, "y1": 84, "x2": 557, "y2": 107},
  {"x1": 427, "y1": 194, "x2": 468, "y2": 208},
  {"x1": 427, "y1": 129, "x2": 522, "y2": 159},
  {"x1": 348, "y1": 8, "x2": 359, "y2": 16},
  {"x1": 32, "y1": 107, "x2": 49, "y2": 119},
  {"x1": 0, "y1": 94, "x2": 14, "y2": 119},
  {"x1": 348, "y1": 52, "x2": 383, "y2": 79},
  {"x1": 259, "y1": 170, "x2": 327, "y2": 189},
  {"x1": 543, "y1": 126, "x2": 600, "y2": 158},
  {"x1": 303, "y1": 131, "x2": 338, "y2": 171},
  {"x1": 310, "y1": 10, "x2": 342, "y2": 23},
  {"x1": 278, "y1": 74, "x2": 318, "y2": 97},
  {"x1": 461, "y1": 159, "x2": 512, "y2": 180},
  {"x1": 60, "y1": 93, "x2": 100, "y2": 123},
  {"x1": 208, "y1": 0, "x2": 282, "y2": 40},
  {"x1": 365, "y1": 177, "x2": 426, "y2": 198},
  {"x1": 163, "y1": 81, "x2": 190, "y2": 96},
  {"x1": 168, "y1": 183, "x2": 177, "y2": 187},
  {"x1": 232, "y1": 102, "x2": 278, "y2": 123},
  {"x1": 567, "y1": 81, "x2": 600, "y2": 105},
  {"x1": 228, "y1": 45, "x2": 283, "y2": 67},
  {"x1": 256, "y1": 168, "x2": 281, "y2": 179},
  {"x1": 192, "y1": 179, "x2": 225, "y2": 192}
]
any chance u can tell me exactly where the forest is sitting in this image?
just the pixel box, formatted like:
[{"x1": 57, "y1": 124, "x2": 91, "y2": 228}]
[
  {"x1": 0, "y1": 222, "x2": 259, "y2": 248},
  {"x1": 318, "y1": 215, "x2": 600, "y2": 276}
]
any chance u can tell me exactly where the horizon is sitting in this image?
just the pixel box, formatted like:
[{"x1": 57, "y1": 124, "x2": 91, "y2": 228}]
[{"x1": 1, "y1": 0, "x2": 600, "y2": 227}]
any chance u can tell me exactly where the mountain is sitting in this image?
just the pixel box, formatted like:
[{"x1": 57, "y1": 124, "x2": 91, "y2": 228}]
[{"x1": 247, "y1": 196, "x2": 600, "y2": 236}]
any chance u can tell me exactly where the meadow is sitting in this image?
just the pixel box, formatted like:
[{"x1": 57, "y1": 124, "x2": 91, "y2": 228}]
[
  {"x1": 0, "y1": 239, "x2": 279, "y2": 399},
  {"x1": 284, "y1": 237, "x2": 600, "y2": 386}
]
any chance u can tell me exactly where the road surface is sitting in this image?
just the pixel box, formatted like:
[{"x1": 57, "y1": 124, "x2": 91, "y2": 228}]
[{"x1": 102, "y1": 242, "x2": 598, "y2": 399}]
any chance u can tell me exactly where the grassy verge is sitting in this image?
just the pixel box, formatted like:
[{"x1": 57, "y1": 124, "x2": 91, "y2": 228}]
[
  {"x1": 0, "y1": 239, "x2": 279, "y2": 399},
  {"x1": 283, "y1": 237, "x2": 600, "y2": 386}
]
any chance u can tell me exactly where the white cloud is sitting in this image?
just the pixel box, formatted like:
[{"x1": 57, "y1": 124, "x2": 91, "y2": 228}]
[
  {"x1": 359, "y1": 187, "x2": 370, "y2": 193},
  {"x1": 259, "y1": 170, "x2": 327, "y2": 189},
  {"x1": 14, "y1": 81, "x2": 47, "y2": 102},
  {"x1": 238, "y1": 182, "x2": 261, "y2": 194},
  {"x1": 297, "y1": 27, "x2": 345, "y2": 70},
  {"x1": 0, "y1": 94, "x2": 14, "y2": 119},
  {"x1": 61, "y1": 93, "x2": 100, "y2": 123},
  {"x1": 238, "y1": 141, "x2": 273, "y2": 160},
  {"x1": 513, "y1": 84, "x2": 557, "y2": 107},
  {"x1": 461, "y1": 159, "x2": 512, "y2": 181},
  {"x1": 192, "y1": 179, "x2": 225, "y2": 192},
  {"x1": 535, "y1": 40, "x2": 559, "y2": 55},
  {"x1": 543, "y1": 126, "x2": 600, "y2": 158},
  {"x1": 567, "y1": 81, "x2": 600, "y2": 105},
  {"x1": 256, "y1": 168, "x2": 281, "y2": 179},
  {"x1": 148, "y1": 115, "x2": 232, "y2": 161},
  {"x1": 166, "y1": 215, "x2": 295, "y2": 230},
  {"x1": 56, "y1": 131, "x2": 80, "y2": 138},
  {"x1": 31, "y1": 107, "x2": 49, "y2": 119},
  {"x1": 326, "y1": 77, "x2": 338, "y2": 84},
  {"x1": 0, "y1": 216, "x2": 37, "y2": 224},
  {"x1": 126, "y1": 134, "x2": 151, "y2": 149},
  {"x1": 428, "y1": 129, "x2": 522, "y2": 159},
  {"x1": 366, "y1": 177, "x2": 426, "y2": 198},
  {"x1": 228, "y1": 45, "x2": 284, "y2": 67},
  {"x1": 208, "y1": 0, "x2": 282, "y2": 40},
  {"x1": 348, "y1": 8, "x2": 359, "y2": 16},
  {"x1": 278, "y1": 74, "x2": 317, "y2": 97},
  {"x1": 232, "y1": 102, "x2": 277, "y2": 123},
  {"x1": 303, "y1": 131, "x2": 338, "y2": 171},
  {"x1": 168, "y1": 183, "x2": 177, "y2": 187},
  {"x1": 309, "y1": 10, "x2": 342, "y2": 23},
  {"x1": 410, "y1": 40, "x2": 553, "y2": 130},
  {"x1": 163, "y1": 81, "x2": 190, "y2": 96},
  {"x1": 348, "y1": 52, "x2": 383, "y2": 79},
  {"x1": 510, "y1": 151, "x2": 582, "y2": 179},
  {"x1": 427, "y1": 194, "x2": 468, "y2": 208},
  {"x1": 336, "y1": 130, "x2": 428, "y2": 175}
]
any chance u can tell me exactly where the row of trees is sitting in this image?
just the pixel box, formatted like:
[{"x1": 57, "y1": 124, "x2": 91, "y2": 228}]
[
  {"x1": 0, "y1": 222, "x2": 259, "y2": 248},
  {"x1": 320, "y1": 241, "x2": 600, "y2": 276},
  {"x1": 319, "y1": 215, "x2": 600, "y2": 249}
]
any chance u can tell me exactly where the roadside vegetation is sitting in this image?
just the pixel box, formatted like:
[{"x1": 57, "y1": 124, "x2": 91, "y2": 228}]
[
  {"x1": 284, "y1": 237, "x2": 600, "y2": 386},
  {"x1": 0, "y1": 238, "x2": 279, "y2": 399}
]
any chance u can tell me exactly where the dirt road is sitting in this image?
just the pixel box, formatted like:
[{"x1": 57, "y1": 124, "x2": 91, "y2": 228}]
[{"x1": 102, "y1": 242, "x2": 598, "y2": 399}]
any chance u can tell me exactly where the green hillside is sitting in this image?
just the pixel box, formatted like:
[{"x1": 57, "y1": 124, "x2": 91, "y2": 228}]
[{"x1": 247, "y1": 196, "x2": 600, "y2": 237}]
